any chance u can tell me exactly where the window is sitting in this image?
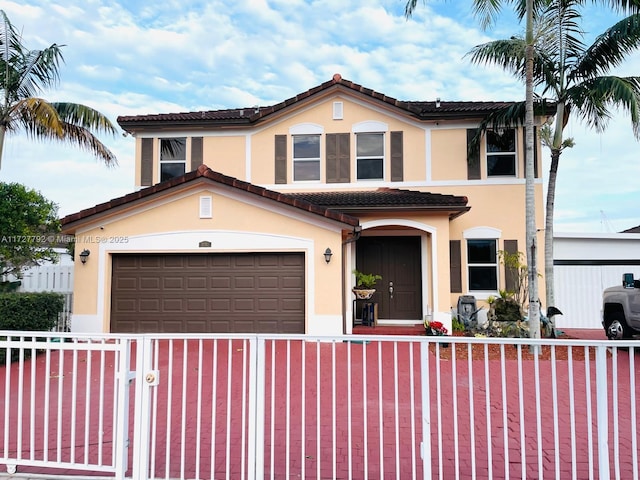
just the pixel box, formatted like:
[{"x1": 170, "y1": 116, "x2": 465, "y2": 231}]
[
  {"x1": 486, "y1": 129, "x2": 516, "y2": 176},
  {"x1": 356, "y1": 133, "x2": 384, "y2": 180},
  {"x1": 467, "y1": 239, "x2": 498, "y2": 291},
  {"x1": 293, "y1": 135, "x2": 320, "y2": 181},
  {"x1": 160, "y1": 137, "x2": 186, "y2": 182}
]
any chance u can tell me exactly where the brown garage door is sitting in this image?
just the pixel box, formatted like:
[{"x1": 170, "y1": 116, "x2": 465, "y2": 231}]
[{"x1": 110, "y1": 253, "x2": 305, "y2": 334}]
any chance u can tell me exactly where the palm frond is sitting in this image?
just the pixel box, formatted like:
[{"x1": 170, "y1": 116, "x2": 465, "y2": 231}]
[
  {"x1": 467, "y1": 99, "x2": 553, "y2": 157},
  {"x1": 567, "y1": 76, "x2": 640, "y2": 137},
  {"x1": 472, "y1": 0, "x2": 506, "y2": 29},
  {"x1": 597, "y1": 0, "x2": 640, "y2": 14},
  {"x1": 52, "y1": 102, "x2": 118, "y2": 136},
  {"x1": 572, "y1": 14, "x2": 640, "y2": 80},
  {"x1": 468, "y1": 38, "x2": 528, "y2": 77},
  {"x1": 58, "y1": 123, "x2": 118, "y2": 166},
  {"x1": 12, "y1": 97, "x2": 64, "y2": 137}
]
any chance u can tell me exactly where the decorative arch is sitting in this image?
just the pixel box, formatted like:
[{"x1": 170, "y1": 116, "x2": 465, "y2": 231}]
[
  {"x1": 463, "y1": 226, "x2": 502, "y2": 239},
  {"x1": 355, "y1": 218, "x2": 439, "y2": 320},
  {"x1": 289, "y1": 123, "x2": 324, "y2": 135},
  {"x1": 352, "y1": 120, "x2": 388, "y2": 133}
]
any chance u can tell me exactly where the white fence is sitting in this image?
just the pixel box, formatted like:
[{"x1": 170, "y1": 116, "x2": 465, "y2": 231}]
[
  {"x1": 1, "y1": 333, "x2": 639, "y2": 479},
  {"x1": 2, "y1": 261, "x2": 74, "y2": 333}
]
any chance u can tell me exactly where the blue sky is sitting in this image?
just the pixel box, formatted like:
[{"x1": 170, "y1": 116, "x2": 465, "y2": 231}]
[{"x1": 2, "y1": 0, "x2": 639, "y2": 232}]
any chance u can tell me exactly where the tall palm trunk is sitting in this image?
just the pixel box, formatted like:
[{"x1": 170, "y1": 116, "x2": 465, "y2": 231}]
[
  {"x1": 544, "y1": 101, "x2": 567, "y2": 310},
  {"x1": 0, "y1": 125, "x2": 5, "y2": 170},
  {"x1": 545, "y1": 147, "x2": 561, "y2": 309},
  {"x1": 525, "y1": 0, "x2": 541, "y2": 340}
]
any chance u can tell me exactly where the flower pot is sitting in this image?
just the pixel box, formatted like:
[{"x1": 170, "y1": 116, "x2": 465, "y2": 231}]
[{"x1": 353, "y1": 288, "x2": 375, "y2": 300}]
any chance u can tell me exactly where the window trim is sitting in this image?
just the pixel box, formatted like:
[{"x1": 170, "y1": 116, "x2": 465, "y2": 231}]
[
  {"x1": 463, "y1": 227, "x2": 502, "y2": 296},
  {"x1": 292, "y1": 133, "x2": 321, "y2": 182},
  {"x1": 485, "y1": 128, "x2": 517, "y2": 177},
  {"x1": 159, "y1": 137, "x2": 187, "y2": 182},
  {"x1": 355, "y1": 131, "x2": 385, "y2": 181},
  {"x1": 466, "y1": 238, "x2": 499, "y2": 294}
]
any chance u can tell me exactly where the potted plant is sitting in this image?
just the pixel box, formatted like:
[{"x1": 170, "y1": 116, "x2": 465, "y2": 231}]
[
  {"x1": 424, "y1": 319, "x2": 449, "y2": 347},
  {"x1": 352, "y1": 269, "x2": 382, "y2": 300}
]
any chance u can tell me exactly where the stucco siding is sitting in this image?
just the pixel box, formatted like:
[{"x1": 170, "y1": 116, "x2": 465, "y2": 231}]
[{"x1": 70, "y1": 186, "x2": 346, "y2": 333}]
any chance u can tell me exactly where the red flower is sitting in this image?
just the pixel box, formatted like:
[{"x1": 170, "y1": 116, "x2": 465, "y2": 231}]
[{"x1": 425, "y1": 320, "x2": 448, "y2": 336}]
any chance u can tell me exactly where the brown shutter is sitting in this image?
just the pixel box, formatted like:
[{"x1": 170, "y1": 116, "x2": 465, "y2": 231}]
[
  {"x1": 450, "y1": 240, "x2": 462, "y2": 293},
  {"x1": 141, "y1": 138, "x2": 153, "y2": 186},
  {"x1": 191, "y1": 137, "x2": 203, "y2": 172},
  {"x1": 275, "y1": 135, "x2": 287, "y2": 184},
  {"x1": 326, "y1": 133, "x2": 350, "y2": 183},
  {"x1": 467, "y1": 129, "x2": 481, "y2": 180},
  {"x1": 522, "y1": 126, "x2": 539, "y2": 178},
  {"x1": 390, "y1": 131, "x2": 403, "y2": 182},
  {"x1": 504, "y1": 239, "x2": 519, "y2": 294}
]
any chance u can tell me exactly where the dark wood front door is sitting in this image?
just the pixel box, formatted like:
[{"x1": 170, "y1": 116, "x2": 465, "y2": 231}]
[{"x1": 356, "y1": 236, "x2": 422, "y2": 320}]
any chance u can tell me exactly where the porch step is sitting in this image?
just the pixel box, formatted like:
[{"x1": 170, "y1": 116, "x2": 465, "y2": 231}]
[{"x1": 353, "y1": 324, "x2": 425, "y2": 336}]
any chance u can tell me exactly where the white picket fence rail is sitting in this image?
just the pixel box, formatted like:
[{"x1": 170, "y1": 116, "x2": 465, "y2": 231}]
[{"x1": 0, "y1": 332, "x2": 638, "y2": 479}]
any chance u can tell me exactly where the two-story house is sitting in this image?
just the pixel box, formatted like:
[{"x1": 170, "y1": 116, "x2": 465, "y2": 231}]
[{"x1": 61, "y1": 74, "x2": 548, "y2": 336}]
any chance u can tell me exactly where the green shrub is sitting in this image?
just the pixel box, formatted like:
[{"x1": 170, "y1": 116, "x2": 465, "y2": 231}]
[
  {"x1": 451, "y1": 315, "x2": 465, "y2": 332},
  {"x1": 0, "y1": 292, "x2": 64, "y2": 331},
  {"x1": 0, "y1": 292, "x2": 64, "y2": 364}
]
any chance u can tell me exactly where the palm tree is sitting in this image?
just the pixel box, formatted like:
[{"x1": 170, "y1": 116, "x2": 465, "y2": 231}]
[
  {"x1": 468, "y1": 1, "x2": 640, "y2": 310},
  {"x1": 0, "y1": 9, "x2": 118, "y2": 170},
  {"x1": 405, "y1": 0, "x2": 544, "y2": 339}
]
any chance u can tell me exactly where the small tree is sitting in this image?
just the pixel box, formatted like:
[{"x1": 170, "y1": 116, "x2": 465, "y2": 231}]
[
  {"x1": 0, "y1": 182, "x2": 60, "y2": 278},
  {"x1": 499, "y1": 249, "x2": 529, "y2": 313}
]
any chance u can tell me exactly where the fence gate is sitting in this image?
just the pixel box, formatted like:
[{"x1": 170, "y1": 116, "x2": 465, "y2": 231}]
[{"x1": 0, "y1": 334, "x2": 132, "y2": 477}]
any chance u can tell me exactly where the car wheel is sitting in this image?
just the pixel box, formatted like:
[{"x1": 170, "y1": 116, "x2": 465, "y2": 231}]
[{"x1": 606, "y1": 317, "x2": 630, "y2": 340}]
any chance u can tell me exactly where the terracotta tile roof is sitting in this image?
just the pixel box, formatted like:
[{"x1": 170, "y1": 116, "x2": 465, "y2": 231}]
[
  {"x1": 117, "y1": 74, "x2": 527, "y2": 131},
  {"x1": 288, "y1": 188, "x2": 470, "y2": 218},
  {"x1": 61, "y1": 165, "x2": 360, "y2": 230}
]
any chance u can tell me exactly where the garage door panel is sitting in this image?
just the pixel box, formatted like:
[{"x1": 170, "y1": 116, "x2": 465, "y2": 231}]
[
  {"x1": 111, "y1": 253, "x2": 305, "y2": 333},
  {"x1": 162, "y1": 299, "x2": 183, "y2": 311},
  {"x1": 139, "y1": 299, "x2": 160, "y2": 312},
  {"x1": 140, "y1": 277, "x2": 161, "y2": 290},
  {"x1": 282, "y1": 276, "x2": 304, "y2": 289},
  {"x1": 211, "y1": 277, "x2": 231, "y2": 289},
  {"x1": 210, "y1": 298, "x2": 231, "y2": 312},
  {"x1": 187, "y1": 277, "x2": 207, "y2": 289},
  {"x1": 234, "y1": 276, "x2": 256, "y2": 289}
]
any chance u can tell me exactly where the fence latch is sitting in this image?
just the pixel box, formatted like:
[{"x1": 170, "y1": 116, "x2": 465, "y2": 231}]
[{"x1": 145, "y1": 370, "x2": 160, "y2": 386}]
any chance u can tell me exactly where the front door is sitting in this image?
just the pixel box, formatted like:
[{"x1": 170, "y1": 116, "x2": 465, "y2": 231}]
[{"x1": 356, "y1": 236, "x2": 422, "y2": 320}]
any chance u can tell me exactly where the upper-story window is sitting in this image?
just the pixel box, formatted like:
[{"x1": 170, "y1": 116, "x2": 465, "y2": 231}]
[
  {"x1": 293, "y1": 134, "x2": 321, "y2": 181},
  {"x1": 160, "y1": 137, "x2": 187, "y2": 182},
  {"x1": 486, "y1": 129, "x2": 516, "y2": 176},
  {"x1": 356, "y1": 132, "x2": 384, "y2": 180}
]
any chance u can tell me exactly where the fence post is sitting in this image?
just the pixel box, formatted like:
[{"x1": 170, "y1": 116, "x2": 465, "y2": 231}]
[
  {"x1": 247, "y1": 336, "x2": 266, "y2": 479},
  {"x1": 595, "y1": 344, "x2": 610, "y2": 480},
  {"x1": 113, "y1": 338, "x2": 135, "y2": 478},
  {"x1": 130, "y1": 336, "x2": 156, "y2": 480},
  {"x1": 420, "y1": 340, "x2": 432, "y2": 480}
]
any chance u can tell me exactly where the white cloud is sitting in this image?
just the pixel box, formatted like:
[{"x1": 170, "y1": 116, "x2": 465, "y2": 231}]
[{"x1": 1, "y1": 0, "x2": 638, "y2": 232}]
